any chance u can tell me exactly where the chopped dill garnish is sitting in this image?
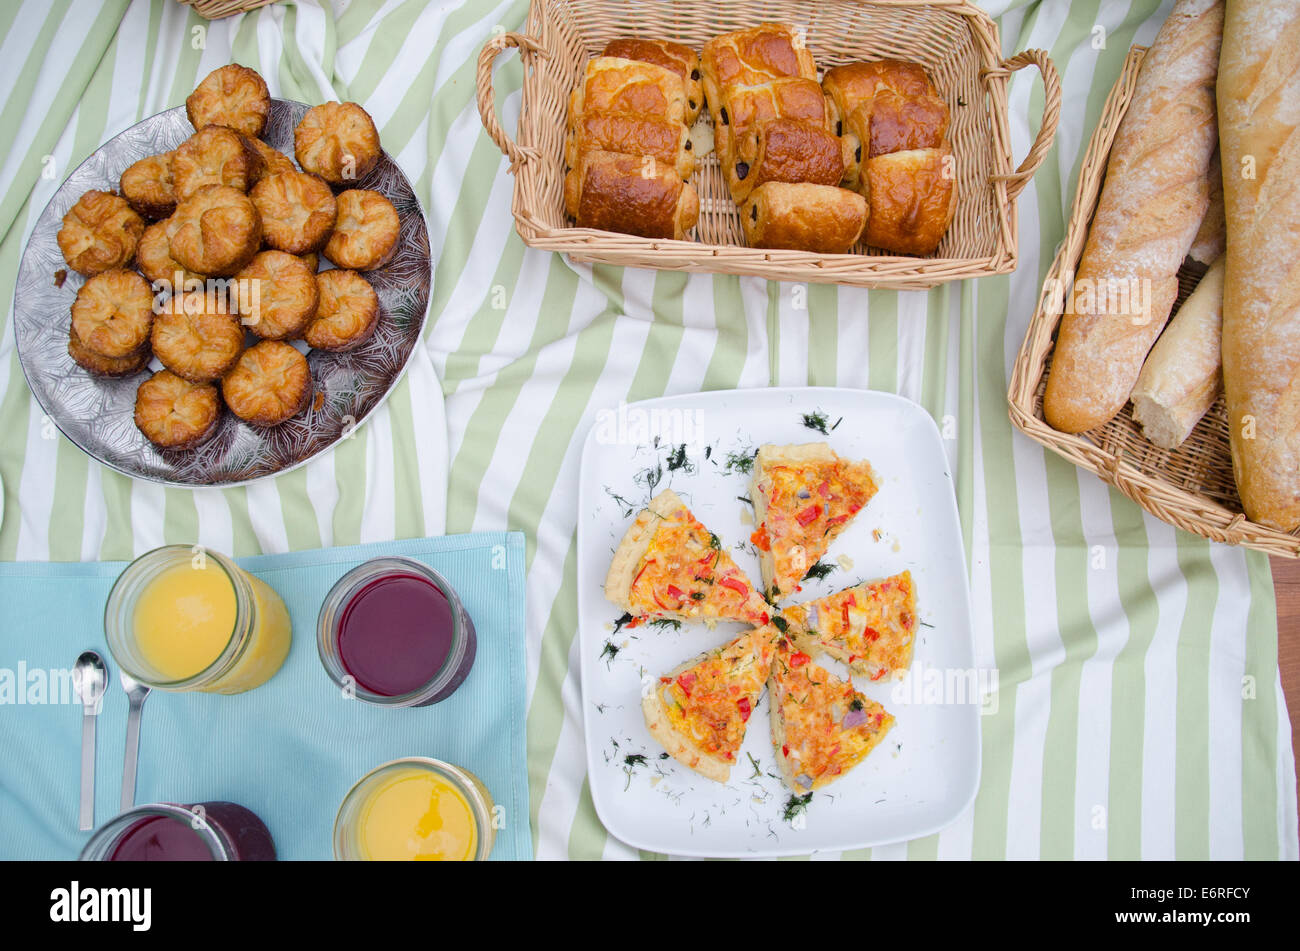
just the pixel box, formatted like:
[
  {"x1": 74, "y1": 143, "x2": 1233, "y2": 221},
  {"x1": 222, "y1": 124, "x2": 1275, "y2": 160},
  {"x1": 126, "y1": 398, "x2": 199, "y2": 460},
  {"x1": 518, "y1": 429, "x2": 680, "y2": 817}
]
[
  {"x1": 772, "y1": 616, "x2": 789, "y2": 633},
  {"x1": 624, "y1": 754, "x2": 648, "y2": 767},
  {"x1": 690, "y1": 591, "x2": 706, "y2": 601},
  {"x1": 659, "y1": 752, "x2": 670, "y2": 760},
  {"x1": 709, "y1": 532, "x2": 721, "y2": 550},
  {"x1": 920, "y1": 620, "x2": 935, "y2": 629},
  {"x1": 737, "y1": 495, "x2": 754, "y2": 508},
  {"x1": 782, "y1": 792, "x2": 813, "y2": 823},
  {"x1": 604, "y1": 486, "x2": 636, "y2": 518},
  {"x1": 612, "y1": 612, "x2": 634, "y2": 635},
  {"x1": 648, "y1": 618, "x2": 682, "y2": 632},
  {"x1": 724, "y1": 448, "x2": 756, "y2": 475},
  {"x1": 803, "y1": 560, "x2": 836, "y2": 581},
  {"x1": 600, "y1": 641, "x2": 621, "y2": 664},
  {"x1": 666, "y1": 444, "x2": 691, "y2": 472},
  {"x1": 801, "y1": 410, "x2": 829, "y2": 434},
  {"x1": 747, "y1": 753, "x2": 763, "y2": 779},
  {"x1": 850, "y1": 696, "x2": 864, "y2": 712}
]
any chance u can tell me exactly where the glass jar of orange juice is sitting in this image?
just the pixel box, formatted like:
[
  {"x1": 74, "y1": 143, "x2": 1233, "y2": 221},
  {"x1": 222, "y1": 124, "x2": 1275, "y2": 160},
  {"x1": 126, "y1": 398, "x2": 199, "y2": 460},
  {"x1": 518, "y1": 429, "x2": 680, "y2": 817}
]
[
  {"x1": 334, "y1": 758, "x2": 495, "y2": 861},
  {"x1": 105, "y1": 545, "x2": 291, "y2": 694}
]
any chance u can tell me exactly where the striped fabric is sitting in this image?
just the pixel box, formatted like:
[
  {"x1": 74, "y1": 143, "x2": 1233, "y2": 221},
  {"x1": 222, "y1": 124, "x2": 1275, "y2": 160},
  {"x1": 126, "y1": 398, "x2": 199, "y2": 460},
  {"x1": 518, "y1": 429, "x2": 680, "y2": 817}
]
[{"x1": 0, "y1": 0, "x2": 1294, "y2": 859}]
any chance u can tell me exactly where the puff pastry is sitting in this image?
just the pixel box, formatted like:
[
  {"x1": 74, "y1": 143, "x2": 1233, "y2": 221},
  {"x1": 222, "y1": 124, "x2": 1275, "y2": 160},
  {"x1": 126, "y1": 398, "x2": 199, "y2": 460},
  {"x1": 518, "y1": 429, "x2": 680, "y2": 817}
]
[
  {"x1": 250, "y1": 170, "x2": 337, "y2": 254},
  {"x1": 715, "y1": 76, "x2": 828, "y2": 185},
  {"x1": 151, "y1": 304, "x2": 245, "y2": 383},
  {"x1": 844, "y1": 86, "x2": 949, "y2": 161},
  {"x1": 186, "y1": 64, "x2": 271, "y2": 138},
  {"x1": 323, "y1": 188, "x2": 399, "y2": 270},
  {"x1": 732, "y1": 117, "x2": 844, "y2": 203},
  {"x1": 120, "y1": 152, "x2": 177, "y2": 220},
  {"x1": 740, "y1": 182, "x2": 867, "y2": 254},
  {"x1": 304, "y1": 269, "x2": 380, "y2": 351},
  {"x1": 602, "y1": 38, "x2": 703, "y2": 124},
  {"x1": 172, "y1": 125, "x2": 262, "y2": 200},
  {"x1": 822, "y1": 59, "x2": 939, "y2": 136},
  {"x1": 134, "y1": 369, "x2": 222, "y2": 450},
  {"x1": 136, "y1": 218, "x2": 207, "y2": 288},
  {"x1": 222, "y1": 340, "x2": 313, "y2": 427},
  {"x1": 168, "y1": 184, "x2": 262, "y2": 277},
  {"x1": 248, "y1": 138, "x2": 297, "y2": 184},
  {"x1": 568, "y1": 56, "x2": 688, "y2": 128},
  {"x1": 860, "y1": 146, "x2": 956, "y2": 256},
  {"x1": 235, "y1": 250, "x2": 319, "y2": 340},
  {"x1": 68, "y1": 325, "x2": 149, "y2": 377},
  {"x1": 700, "y1": 22, "x2": 817, "y2": 113},
  {"x1": 294, "y1": 101, "x2": 381, "y2": 185},
  {"x1": 565, "y1": 113, "x2": 694, "y2": 181},
  {"x1": 70, "y1": 269, "x2": 155, "y2": 358},
  {"x1": 564, "y1": 149, "x2": 699, "y2": 240},
  {"x1": 57, "y1": 190, "x2": 145, "y2": 276}
]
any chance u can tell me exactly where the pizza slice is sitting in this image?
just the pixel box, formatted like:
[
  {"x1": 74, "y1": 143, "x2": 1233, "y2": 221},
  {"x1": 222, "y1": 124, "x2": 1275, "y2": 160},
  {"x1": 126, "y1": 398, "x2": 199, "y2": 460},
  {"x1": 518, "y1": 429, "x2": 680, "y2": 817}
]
[
  {"x1": 769, "y1": 639, "x2": 894, "y2": 792},
  {"x1": 782, "y1": 570, "x2": 917, "y2": 681},
  {"x1": 749, "y1": 443, "x2": 879, "y2": 601},
  {"x1": 642, "y1": 624, "x2": 779, "y2": 782},
  {"x1": 605, "y1": 488, "x2": 770, "y2": 627}
]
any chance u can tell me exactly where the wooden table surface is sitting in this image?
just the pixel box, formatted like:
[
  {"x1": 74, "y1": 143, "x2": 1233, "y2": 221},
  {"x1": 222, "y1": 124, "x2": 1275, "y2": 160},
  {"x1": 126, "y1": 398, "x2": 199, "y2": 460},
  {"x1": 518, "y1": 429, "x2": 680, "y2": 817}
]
[{"x1": 1271, "y1": 557, "x2": 1300, "y2": 823}]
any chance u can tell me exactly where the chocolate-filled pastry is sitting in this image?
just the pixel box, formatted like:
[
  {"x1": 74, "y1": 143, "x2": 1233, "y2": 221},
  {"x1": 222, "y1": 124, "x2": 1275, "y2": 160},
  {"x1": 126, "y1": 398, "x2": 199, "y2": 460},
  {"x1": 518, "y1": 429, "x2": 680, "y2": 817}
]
[
  {"x1": 169, "y1": 184, "x2": 262, "y2": 277},
  {"x1": 250, "y1": 170, "x2": 337, "y2": 254},
  {"x1": 248, "y1": 138, "x2": 297, "y2": 184},
  {"x1": 323, "y1": 189, "x2": 399, "y2": 271},
  {"x1": 186, "y1": 64, "x2": 271, "y2": 138},
  {"x1": 740, "y1": 182, "x2": 867, "y2": 254},
  {"x1": 57, "y1": 190, "x2": 145, "y2": 276},
  {"x1": 295, "y1": 101, "x2": 382, "y2": 185},
  {"x1": 568, "y1": 57, "x2": 688, "y2": 128},
  {"x1": 732, "y1": 118, "x2": 844, "y2": 203},
  {"x1": 172, "y1": 125, "x2": 263, "y2": 199},
  {"x1": 715, "y1": 77, "x2": 827, "y2": 184},
  {"x1": 844, "y1": 87, "x2": 949, "y2": 161},
  {"x1": 602, "y1": 38, "x2": 704, "y2": 124},
  {"x1": 700, "y1": 22, "x2": 817, "y2": 117},
  {"x1": 564, "y1": 113, "x2": 694, "y2": 181},
  {"x1": 564, "y1": 149, "x2": 699, "y2": 240},
  {"x1": 120, "y1": 152, "x2": 177, "y2": 220},
  {"x1": 134, "y1": 370, "x2": 222, "y2": 450},
  {"x1": 222, "y1": 340, "x2": 312, "y2": 427},
  {"x1": 822, "y1": 60, "x2": 939, "y2": 136},
  {"x1": 70, "y1": 269, "x2": 154, "y2": 358},
  {"x1": 861, "y1": 146, "x2": 956, "y2": 256},
  {"x1": 68, "y1": 326, "x2": 149, "y2": 378},
  {"x1": 151, "y1": 304, "x2": 245, "y2": 383},
  {"x1": 235, "y1": 250, "x2": 319, "y2": 340},
  {"x1": 304, "y1": 269, "x2": 380, "y2": 352}
]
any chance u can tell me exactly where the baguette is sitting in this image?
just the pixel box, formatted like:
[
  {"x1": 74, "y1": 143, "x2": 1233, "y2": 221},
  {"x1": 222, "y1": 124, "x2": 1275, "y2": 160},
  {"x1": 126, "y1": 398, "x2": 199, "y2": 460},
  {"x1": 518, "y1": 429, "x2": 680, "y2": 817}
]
[
  {"x1": 1130, "y1": 255, "x2": 1224, "y2": 449},
  {"x1": 1188, "y1": 148, "x2": 1225, "y2": 265},
  {"x1": 1042, "y1": 0, "x2": 1222, "y2": 434},
  {"x1": 1218, "y1": 0, "x2": 1300, "y2": 530}
]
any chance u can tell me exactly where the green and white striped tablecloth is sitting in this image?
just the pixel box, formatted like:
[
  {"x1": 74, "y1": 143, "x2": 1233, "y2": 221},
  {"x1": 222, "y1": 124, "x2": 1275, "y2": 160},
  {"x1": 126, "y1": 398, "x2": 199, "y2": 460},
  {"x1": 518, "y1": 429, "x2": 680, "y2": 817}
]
[{"x1": 0, "y1": 0, "x2": 1294, "y2": 859}]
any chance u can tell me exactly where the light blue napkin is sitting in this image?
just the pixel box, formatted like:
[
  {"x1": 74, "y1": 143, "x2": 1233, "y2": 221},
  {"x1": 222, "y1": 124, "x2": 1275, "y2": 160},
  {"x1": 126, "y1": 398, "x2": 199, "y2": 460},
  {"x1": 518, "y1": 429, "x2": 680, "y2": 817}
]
[{"x1": 0, "y1": 533, "x2": 530, "y2": 861}]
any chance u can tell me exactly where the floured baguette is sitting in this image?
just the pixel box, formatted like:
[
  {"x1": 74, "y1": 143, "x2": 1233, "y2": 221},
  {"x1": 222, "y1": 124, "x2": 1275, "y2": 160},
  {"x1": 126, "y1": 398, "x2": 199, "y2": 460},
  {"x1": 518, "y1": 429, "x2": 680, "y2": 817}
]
[
  {"x1": 1188, "y1": 148, "x2": 1225, "y2": 265},
  {"x1": 1218, "y1": 0, "x2": 1300, "y2": 530},
  {"x1": 1130, "y1": 255, "x2": 1224, "y2": 449},
  {"x1": 1042, "y1": 0, "x2": 1223, "y2": 434}
]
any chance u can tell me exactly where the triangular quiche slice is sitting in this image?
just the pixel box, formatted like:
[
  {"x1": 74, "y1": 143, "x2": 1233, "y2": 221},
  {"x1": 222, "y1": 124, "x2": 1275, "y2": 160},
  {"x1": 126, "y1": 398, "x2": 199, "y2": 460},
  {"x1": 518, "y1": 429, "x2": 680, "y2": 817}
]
[
  {"x1": 642, "y1": 624, "x2": 779, "y2": 782},
  {"x1": 749, "y1": 443, "x2": 879, "y2": 601},
  {"x1": 782, "y1": 570, "x2": 917, "y2": 681},
  {"x1": 769, "y1": 638, "x2": 894, "y2": 792},
  {"x1": 605, "y1": 488, "x2": 771, "y2": 626}
]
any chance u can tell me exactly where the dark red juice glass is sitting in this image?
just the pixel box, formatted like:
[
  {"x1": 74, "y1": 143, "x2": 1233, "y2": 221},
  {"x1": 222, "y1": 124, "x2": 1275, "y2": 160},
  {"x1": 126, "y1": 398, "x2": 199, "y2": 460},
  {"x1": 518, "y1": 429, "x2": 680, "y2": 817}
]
[
  {"x1": 80, "y1": 802, "x2": 276, "y2": 861},
  {"x1": 317, "y1": 557, "x2": 477, "y2": 706}
]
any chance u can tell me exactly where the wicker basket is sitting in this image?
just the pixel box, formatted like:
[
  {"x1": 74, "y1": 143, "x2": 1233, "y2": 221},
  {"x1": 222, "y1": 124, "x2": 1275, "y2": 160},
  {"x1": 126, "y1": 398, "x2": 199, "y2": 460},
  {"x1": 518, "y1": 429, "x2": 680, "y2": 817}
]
[
  {"x1": 475, "y1": 0, "x2": 1060, "y2": 289},
  {"x1": 177, "y1": 0, "x2": 275, "y2": 18},
  {"x1": 1008, "y1": 45, "x2": 1300, "y2": 558}
]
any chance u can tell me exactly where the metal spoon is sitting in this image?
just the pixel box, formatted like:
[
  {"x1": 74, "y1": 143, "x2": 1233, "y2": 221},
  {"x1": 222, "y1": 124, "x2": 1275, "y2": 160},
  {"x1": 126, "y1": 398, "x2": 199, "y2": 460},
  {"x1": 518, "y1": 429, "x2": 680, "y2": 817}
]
[
  {"x1": 119, "y1": 671, "x2": 151, "y2": 812},
  {"x1": 73, "y1": 650, "x2": 109, "y2": 831}
]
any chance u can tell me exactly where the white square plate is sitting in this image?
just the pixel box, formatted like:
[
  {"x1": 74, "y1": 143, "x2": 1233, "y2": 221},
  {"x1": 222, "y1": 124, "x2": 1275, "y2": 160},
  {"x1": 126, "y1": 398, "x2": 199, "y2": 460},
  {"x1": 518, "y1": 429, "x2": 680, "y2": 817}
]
[{"x1": 577, "y1": 387, "x2": 981, "y2": 857}]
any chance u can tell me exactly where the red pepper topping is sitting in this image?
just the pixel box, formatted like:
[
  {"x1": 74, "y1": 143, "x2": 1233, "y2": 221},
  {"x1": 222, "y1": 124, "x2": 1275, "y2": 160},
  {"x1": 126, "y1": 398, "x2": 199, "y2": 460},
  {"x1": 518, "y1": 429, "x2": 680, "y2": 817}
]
[
  {"x1": 781, "y1": 744, "x2": 790, "y2": 757},
  {"x1": 737, "y1": 696, "x2": 752, "y2": 722},
  {"x1": 817, "y1": 480, "x2": 832, "y2": 498},
  {"x1": 796, "y1": 504, "x2": 821, "y2": 527},
  {"x1": 718, "y1": 576, "x2": 749, "y2": 598},
  {"x1": 677, "y1": 672, "x2": 696, "y2": 696},
  {"x1": 630, "y1": 560, "x2": 653, "y2": 591},
  {"x1": 666, "y1": 584, "x2": 683, "y2": 600},
  {"x1": 871, "y1": 668, "x2": 888, "y2": 681},
  {"x1": 865, "y1": 626, "x2": 881, "y2": 642},
  {"x1": 790, "y1": 652, "x2": 811, "y2": 668},
  {"x1": 750, "y1": 524, "x2": 771, "y2": 552}
]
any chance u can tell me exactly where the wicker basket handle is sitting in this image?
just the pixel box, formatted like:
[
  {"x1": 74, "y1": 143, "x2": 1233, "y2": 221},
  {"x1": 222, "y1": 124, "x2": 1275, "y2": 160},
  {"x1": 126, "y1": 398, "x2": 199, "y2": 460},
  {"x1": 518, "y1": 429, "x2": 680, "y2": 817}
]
[
  {"x1": 984, "y1": 49, "x2": 1061, "y2": 201},
  {"x1": 476, "y1": 30, "x2": 548, "y2": 172}
]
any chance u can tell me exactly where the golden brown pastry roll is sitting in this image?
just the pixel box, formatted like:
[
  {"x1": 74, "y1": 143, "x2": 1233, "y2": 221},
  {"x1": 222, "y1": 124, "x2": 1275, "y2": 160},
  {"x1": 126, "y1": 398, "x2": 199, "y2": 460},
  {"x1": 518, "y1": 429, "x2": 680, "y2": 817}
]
[
  {"x1": 700, "y1": 23, "x2": 817, "y2": 116},
  {"x1": 120, "y1": 152, "x2": 176, "y2": 220},
  {"x1": 861, "y1": 146, "x2": 956, "y2": 256},
  {"x1": 564, "y1": 150, "x2": 699, "y2": 240},
  {"x1": 845, "y1": 87, "x2": 949, "y2": 160},
  {"x1": 714, "y1": 76, "x2": 828, "y2": 175},
  {"x1": 602, "y1": 38, "x2": 703, "y2": 125},
  {"x1": 568, "y1": 57, "x2": 688, "y2": 128},
  {"x1": 186, "y1": 64, "x2": 271, "y2": 138},
  {"x1": 222, "y1": 340, "x2": 313, "y2": 427},
  {"x1": 70, "y1": 269, "x2": 154, "y2": 358},
  {"x1": 740, "y1": 182, "x2": 867, "y2": 253},
  {"x1": 732, "y1": 118, "x2": 845, "y2": 203},
  {"x1": 135, "y1": 370, "x2": 222, "y2": 450},
  {"x1": 822, "y1": 60, "x2": 939, "y2": 136},
  {"x1": 564, "y1": 113, "x2": 694, "y2": 181},
  {"x1": 295, "y1": 101, "x2": 382, "y2": 185},
  {"x1": 57, "y1": 190, "x2": 145, "y2": 276},
  {"x1": 169, "y1": 184, "x2": 262, "y2": 277},
  {"x1": 324, "y1": 189, "x2": 400, "y2": 271},
  {"x1": 68, "y1": 325, "x2": 149, "y2": 378}
]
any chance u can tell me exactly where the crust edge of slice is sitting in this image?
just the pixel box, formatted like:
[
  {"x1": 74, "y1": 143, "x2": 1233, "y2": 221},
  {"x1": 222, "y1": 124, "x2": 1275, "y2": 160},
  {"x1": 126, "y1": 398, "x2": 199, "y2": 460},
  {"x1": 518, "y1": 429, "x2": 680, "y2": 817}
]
[{"x1": 603, "y1": 488, "x2": 686, "y2": 613}]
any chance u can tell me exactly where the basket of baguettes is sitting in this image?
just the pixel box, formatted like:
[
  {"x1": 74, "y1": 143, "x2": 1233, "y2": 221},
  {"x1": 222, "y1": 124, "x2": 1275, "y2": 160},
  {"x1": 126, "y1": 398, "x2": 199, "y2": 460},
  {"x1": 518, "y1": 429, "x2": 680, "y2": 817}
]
[
  {"x1": 1009, "y1": 0, "x2": 1300, "y2": 556},
  {"x1": 474, "y1": 0, "x2": 1061, "y2": 288}
]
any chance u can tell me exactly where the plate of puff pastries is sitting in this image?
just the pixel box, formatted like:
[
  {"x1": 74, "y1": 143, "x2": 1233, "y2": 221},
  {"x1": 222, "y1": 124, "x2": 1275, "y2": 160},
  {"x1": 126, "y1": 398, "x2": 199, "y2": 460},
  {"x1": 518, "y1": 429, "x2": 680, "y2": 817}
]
[{"x1": 12, "y1": 65, "x2": 431, "y2": 487}]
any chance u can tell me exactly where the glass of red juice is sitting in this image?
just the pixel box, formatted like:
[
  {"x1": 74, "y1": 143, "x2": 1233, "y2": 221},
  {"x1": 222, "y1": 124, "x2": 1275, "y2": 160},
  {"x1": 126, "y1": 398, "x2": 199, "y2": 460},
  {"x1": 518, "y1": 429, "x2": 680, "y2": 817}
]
[
  {"x1": 316, "y1": 557, "x2": 477, "y2": 707},
  {"x1": 79, "y1": 802, "x2": 276, "y2": 861}
]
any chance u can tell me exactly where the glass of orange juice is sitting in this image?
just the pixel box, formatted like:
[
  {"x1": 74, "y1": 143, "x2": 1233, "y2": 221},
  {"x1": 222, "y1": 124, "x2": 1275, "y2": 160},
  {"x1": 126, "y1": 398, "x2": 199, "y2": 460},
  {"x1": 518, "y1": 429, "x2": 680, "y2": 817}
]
[
  {"x1": 104, "y1": 545, "x2": 291, "y2": 694},
  {"x1": 334, "y1": 758, "x2": 495, "y2": 861}
]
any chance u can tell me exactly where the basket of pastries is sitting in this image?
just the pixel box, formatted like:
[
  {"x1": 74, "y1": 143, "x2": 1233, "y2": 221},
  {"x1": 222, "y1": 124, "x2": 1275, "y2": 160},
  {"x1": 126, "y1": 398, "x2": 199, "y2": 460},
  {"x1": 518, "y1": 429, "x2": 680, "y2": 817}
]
[
  {"x1": 1008, "y1": 0, "x2": 1300, "y2": 556},
  {"x1": 475, "y1": 0, "x2": 1061, "y2": 289}
]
